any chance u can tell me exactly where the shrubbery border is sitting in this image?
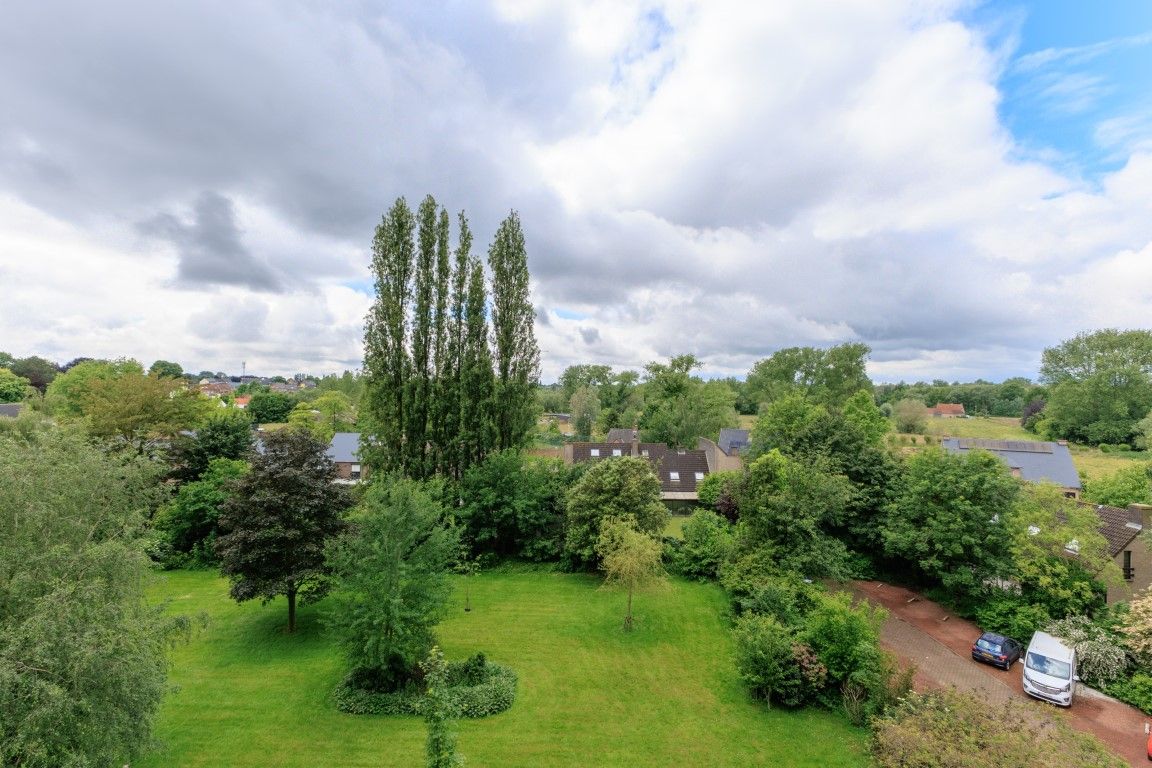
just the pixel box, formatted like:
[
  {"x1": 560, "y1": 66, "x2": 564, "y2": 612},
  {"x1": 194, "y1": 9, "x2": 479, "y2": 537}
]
[{"x1": 333, "y1": 659, "x2": 517, "y2": 718}]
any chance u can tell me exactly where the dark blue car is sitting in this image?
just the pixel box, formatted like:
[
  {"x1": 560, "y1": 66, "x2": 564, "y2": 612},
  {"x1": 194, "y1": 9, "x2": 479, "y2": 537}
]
[{"x1": 971, "y1": 631, "x2": 1022, "y2": 670}]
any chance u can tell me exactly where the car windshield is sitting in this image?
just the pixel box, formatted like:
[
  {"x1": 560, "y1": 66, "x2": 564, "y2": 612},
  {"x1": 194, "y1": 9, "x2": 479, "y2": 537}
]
[
  {"x1": 976, "y1": 638, "x2": 1002, "y2": 653},
  {"x1": 1026, "y1": 651, "x2": 1071, "y2": 680}
]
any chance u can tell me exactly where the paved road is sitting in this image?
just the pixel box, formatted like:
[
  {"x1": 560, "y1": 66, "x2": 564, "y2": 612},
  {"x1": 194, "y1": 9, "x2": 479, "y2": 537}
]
[{"x1": 848, "y1": 581, "x2": 1150, "y2": 767}]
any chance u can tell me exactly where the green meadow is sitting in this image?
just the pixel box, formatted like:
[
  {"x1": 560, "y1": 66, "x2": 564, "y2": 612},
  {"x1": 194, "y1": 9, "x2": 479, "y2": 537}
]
[{"x1": 140, "y1": 568, "x2": 870, "y2": 768}]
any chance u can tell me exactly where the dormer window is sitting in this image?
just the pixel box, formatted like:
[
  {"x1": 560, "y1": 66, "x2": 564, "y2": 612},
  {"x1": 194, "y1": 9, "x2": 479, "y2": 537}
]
[
  {"x1": 612, "y1": 448, "x2": 622, "y2": 456},
  {"x1": 590, "y1": 448, "x2": 600, "y2": 457},
  {"x1": 695, "y1": 472, "x2": 704, "y2": 481},
  {"x1": 669, "y1": 471, "x2": 680, "y2": 482}
]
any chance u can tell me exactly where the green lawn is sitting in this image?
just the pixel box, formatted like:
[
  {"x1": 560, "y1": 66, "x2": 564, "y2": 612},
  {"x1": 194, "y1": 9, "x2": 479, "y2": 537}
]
[{"x1": 140, "y1": 568, "x2": 870, "y2": 768}]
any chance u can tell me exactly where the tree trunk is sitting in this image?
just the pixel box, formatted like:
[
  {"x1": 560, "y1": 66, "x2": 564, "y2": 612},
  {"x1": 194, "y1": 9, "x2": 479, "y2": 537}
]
[
  {"x1": 287, "y1": 584, "x2": 297, "y2": 633},
  {"x1": 624, "y1": 586, "x2": 633, "y2": 631}
]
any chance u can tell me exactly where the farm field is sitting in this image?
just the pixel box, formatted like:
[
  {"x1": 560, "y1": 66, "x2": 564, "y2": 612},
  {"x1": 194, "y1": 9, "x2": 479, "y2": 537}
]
[{"x1": 140, "y1": 568, "x2": 870, "y2": 768}]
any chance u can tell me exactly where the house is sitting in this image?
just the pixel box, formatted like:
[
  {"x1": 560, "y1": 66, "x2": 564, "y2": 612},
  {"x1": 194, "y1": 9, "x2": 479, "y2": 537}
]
[
  {"x1": 198, "y1": 381, "x2": 233, "y2": 397},
  {"x1": 233, "y1": 395, "x2": 252, "y2": 410},
  {"x1": 697, "y1": 428, "x2": 749, "y2": 473},
  {"x1": 1095, "y1": 502, "x2": 1152, "y2": 603},
  {"x1": 941, "y1": 438, "x2": 1081, "y2": 498},
  {"x1": 0, "y1": 403, "x2": 24, "y2": 418},
  {"x1": 326, "y1": 431, "x2": 364, "y2": 483},
  {"x1": 606, "y1": 427, "x2": 638, "y2": 443},
  {"x1": 931, "y1": 403, "x2": 966, "y2": 418},
  {"x1": 562, "y1": 438, "x2": 709, "y2": 502}
]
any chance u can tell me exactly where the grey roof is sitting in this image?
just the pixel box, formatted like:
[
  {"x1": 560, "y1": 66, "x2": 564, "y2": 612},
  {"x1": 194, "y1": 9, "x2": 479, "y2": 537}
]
[
  {"x1": 718, "y1": 428, "x2": 750, "y2": 455},
  {"x1": 326, "y1": 431, "x2": 362, "y2": 464},
  {"x1": 606, "y1": 428, "x2": 638, "y2": 443},
  {"x1": 0, "y1": 403, "x2": 24, "y2": 418},
  {"x1": 940, "y1": 438, "x2": 1082, "y2": 490}
]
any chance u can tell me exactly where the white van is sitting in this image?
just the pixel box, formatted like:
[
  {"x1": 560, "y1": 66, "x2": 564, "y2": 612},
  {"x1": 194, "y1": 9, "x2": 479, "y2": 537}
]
[{"x1": 1022, "y1": 631, "x2": 1077, "y2": 707}]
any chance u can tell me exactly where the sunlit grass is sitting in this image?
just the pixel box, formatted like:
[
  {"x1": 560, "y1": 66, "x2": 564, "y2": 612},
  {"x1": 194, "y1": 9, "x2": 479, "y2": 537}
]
[{"x1": 140, "y1": 568, "x2": 870, "y2": 768}]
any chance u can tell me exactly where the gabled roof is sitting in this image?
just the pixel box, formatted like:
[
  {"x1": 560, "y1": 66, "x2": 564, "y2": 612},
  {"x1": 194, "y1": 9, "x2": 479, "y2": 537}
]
[
  {"x1": 606, "y1": 428, "x2": 638, "y2": 443},
  {"x1": 941, "y1": 438, "x2": 1081, "y2": 490},
  {"x1": 326, "y1": 432, "x2": 362, "y2": 464},
  {"x1": 718, "y1": 428, "x2": 750, "y2": 455},
  {"x1": 1086, "y1": 502, "x2": 1144, "y2": 557},
  {"x1": 567, "y1": 442, "x2": 710, "y2": 495}
]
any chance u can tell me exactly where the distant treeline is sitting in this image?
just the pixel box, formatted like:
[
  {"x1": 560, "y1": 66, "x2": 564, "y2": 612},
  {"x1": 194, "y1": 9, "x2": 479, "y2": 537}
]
[{"x1": 873, "y1": 378, "x2": 1046, "y2": 419}]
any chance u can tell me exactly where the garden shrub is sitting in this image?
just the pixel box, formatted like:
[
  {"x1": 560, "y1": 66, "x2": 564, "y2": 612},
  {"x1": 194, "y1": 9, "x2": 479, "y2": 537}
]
[
  {"x1": 733, "y1": 614, "x2": 826, "y2": 708},
  {"x1": 973, "y1": 594, "x2": 1051, "y2": 643},
  {"x1": 333, "y1": 654, "x2": 517, "y2": 718},
  {"x1": 801, "y1": 591, "x2": 886, "y2": 687},
  {"x1": 1104, "y1": 673, "x2": 1152, "y2": 715},
  {"x1": 1046, "y1": 615, "x2": 1129, "y2": 686},
  {"x1": 872, "y1": 689, "x2": 1125, "y2": 768},
  {"x1": 671, "y1": 509, "x2": 733, "y2": 580}
]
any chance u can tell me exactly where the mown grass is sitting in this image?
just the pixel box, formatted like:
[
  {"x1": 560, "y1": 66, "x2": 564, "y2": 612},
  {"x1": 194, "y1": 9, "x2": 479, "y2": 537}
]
[{"x1": 141, "y1": 568, "x2": 870, "y2": 768}]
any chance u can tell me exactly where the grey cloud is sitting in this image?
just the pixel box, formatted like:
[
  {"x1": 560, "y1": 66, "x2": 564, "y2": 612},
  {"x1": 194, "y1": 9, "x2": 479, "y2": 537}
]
[
  {"x1": 188, "y1": 298, "x2": 270, "y2": 343},
  {"x1": 140, "y1": 192, "x2": 282, "y2": 292},
  {"x1": 579, "y1": 326, "x2": 600, "y2": 345}
]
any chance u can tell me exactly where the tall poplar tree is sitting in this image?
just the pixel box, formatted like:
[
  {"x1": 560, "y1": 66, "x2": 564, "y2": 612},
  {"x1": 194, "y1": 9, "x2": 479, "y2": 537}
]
[
  {"x1": 363, "y1": 198, "x2": 415, "y2": 474},
  {"x1": 405, "y1": 195, "x2": 438, "y2": 477},
  {"x1": 460, "y1": 256, "x2": 495, "y2": 474},
  {"x1": 487, "y1": 211, "x2": 540, "y2": 451},
  {"x1": 428, "y1": 207, "x2": 453, "y2": 475}
]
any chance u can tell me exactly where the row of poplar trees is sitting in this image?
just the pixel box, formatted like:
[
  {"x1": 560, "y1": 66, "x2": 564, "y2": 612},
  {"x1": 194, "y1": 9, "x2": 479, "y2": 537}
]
[{"x1": 362, "y1": 195, "x2": 540, "y2": 480}]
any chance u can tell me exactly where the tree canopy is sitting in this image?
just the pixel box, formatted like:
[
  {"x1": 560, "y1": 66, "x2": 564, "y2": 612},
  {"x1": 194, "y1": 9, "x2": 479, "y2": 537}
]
[
  {"x1": 745, "y1": 343, "x2": 871, "y2": 409},
  {"x1": 639, "y1": 354, "x2": 737, "y2": 448},
  {"x1": 0, "y1": 367, "x2": 30, "y2": 403},
  {"x1": 0, "y1": 427, "x2": 173, "y2": 767},
  {"x1": 216, "y1": 428, "x2": 352, "y2": 632},
  {"x1": 564, "y1": 456, "x2": 669, "y2": 568},
  {"x1": 325, "y1": 479, "x2": 459, "y2": 678}
]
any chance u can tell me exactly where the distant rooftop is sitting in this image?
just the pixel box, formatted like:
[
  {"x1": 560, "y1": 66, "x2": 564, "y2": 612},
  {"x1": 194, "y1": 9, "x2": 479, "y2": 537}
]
[{"x1": 941, "y1": 438, "x2": 1081, "y2": 490}]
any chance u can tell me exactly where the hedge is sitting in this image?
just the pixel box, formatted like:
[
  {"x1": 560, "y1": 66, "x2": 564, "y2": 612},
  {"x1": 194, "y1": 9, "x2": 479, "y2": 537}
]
[{"x1": 333, "y1": 656, "x2": 517, "y2": 718}]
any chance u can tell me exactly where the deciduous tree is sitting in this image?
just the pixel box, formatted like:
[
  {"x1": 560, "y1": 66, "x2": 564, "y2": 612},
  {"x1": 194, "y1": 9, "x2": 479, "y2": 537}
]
[
  {"x1": 325, "y1": 479, "x2": 459, "y2": 677},
  {"x1": 0, "y1": 368, "x2": 30, "y2": 403},
  {"x1": 216, "y1": 429, "x2": 351, "y2": 632},
  {"x1": 596, "y1": 519, "x2": 667, "y2": 631},
  {"x1": 882, "y1": 448, "x2": 1019, "y2": 595},
  {"x1": 0, "y1": 428, "x2": 173, "y2": 767},
  {"x1": 488, "y1": 211, "x2": 540, "y2": 452},
  {"x1": 564, "y1": 456, "x2": 669, "y2": 568}
]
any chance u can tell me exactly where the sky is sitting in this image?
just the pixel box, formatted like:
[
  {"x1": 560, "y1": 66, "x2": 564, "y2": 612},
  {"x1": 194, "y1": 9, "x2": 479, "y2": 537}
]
[{"x1": 1, "y1": 1, "x2": 1150, "y2": 384}]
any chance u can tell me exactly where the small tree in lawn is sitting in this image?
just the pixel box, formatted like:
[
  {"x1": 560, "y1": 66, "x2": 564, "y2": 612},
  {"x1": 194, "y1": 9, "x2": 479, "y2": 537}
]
[
  {"x1": 422, "y1": 645, "x2": 463, "y2": 768},
  {"x1": 216, "y1": 428, "x2": 351, "y2": 632},
  {"x1": 597, "y1": 519, "x2": 666, "y2": 631},
  {"x1": 325, "y1": 478, "x2": 460, "y2": 688}
]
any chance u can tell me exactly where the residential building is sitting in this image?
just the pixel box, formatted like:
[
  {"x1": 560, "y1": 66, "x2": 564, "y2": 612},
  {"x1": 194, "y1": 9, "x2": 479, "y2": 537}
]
[
  {"x1": 931, "y1": 403, "x2": 966, "y2": 418},
  {"x1": 326, "y1": 431, "x2": 364, "y2": 483},
  {"x1": 1096, "y1": 502, "x2": 1152, "y2": 603},
  {"x1": 562, "y1": 438, "x2": 709, "y2": 502},
  {"x1": 941, "y1": 438, "x2": 1082, "y2": 498}
]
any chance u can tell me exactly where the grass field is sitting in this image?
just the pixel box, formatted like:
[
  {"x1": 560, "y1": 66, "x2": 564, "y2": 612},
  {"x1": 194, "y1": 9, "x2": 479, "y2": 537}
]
[{"x1": 140, "y1": 568, "x2": 870, "y2": 768}]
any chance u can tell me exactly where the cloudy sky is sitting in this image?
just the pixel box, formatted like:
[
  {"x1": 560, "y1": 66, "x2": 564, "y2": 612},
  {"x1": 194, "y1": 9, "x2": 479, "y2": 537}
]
[{"x1": 1, "y1": 0, "x2": 1150, "y2": 383}]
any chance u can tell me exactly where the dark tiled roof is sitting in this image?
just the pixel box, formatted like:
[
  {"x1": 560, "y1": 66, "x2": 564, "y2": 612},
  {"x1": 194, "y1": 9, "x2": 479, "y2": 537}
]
[
  {"x1": 606, "y1": 428, "x2": 638, "y2": 443},
  {"x1": 568, "y1": 442, "x2": 709, "y2": 494},
  {"x1": 942, "y1": 438, "x2": 1081, "y2": 490},
  {"x1": 0, "y1": 403, "x2": 24, "y2": 418},
  {"x1": 1086, "y1": 502, "x2": 1143, "y2": 557},
  {"x1": 718, "y1": 428, "x2": 750, "y2": 455}
]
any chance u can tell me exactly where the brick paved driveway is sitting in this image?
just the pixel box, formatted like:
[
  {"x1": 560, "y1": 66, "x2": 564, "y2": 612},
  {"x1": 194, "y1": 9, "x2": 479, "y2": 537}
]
[{"x1": 848, "y1": 581, "x2": 1150, "y2": 767}]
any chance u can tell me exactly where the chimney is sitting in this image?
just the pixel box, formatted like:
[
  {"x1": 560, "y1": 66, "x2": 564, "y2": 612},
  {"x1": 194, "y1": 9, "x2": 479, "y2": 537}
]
[
  {"x1": 1130, "y1": 504, "x2": 1152, "y2": 529},
  {"x1": 631, "y1": 424, "x2": 640, "y2": 457}
]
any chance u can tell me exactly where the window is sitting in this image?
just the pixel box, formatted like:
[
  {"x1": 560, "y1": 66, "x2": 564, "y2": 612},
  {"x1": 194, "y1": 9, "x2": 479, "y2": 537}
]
[
  {"x1": 350, "y1": 463, "x2": 361, "y2": 481},
  {"x1": 669, "y1": 471, "x2": 680, "y2": 482},
  {"x1": 641, "y1": 449, "x2": 649, "y2": 457},
  {"x1": 590, "y1": 448, "x2": 600, "y2": 457},
  {"x1": 612, "y1": 448, "x2": 622, "y2": 456},
  {"x1": 695, "y1": 471, "x2": 705, "y2": 481},
  {"x1": 1125, "y1": 550, "x2": 1135, "y2": 581}
]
